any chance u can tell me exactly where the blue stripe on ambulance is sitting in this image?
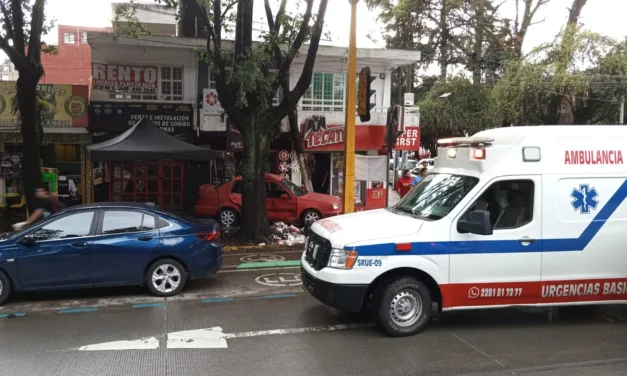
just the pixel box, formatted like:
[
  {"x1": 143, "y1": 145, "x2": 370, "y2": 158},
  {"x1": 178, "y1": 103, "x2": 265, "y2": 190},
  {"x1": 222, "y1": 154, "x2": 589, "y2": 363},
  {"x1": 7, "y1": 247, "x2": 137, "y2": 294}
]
[{"x1": 345, "y1": 179, "x2": 627, "y2": 256}]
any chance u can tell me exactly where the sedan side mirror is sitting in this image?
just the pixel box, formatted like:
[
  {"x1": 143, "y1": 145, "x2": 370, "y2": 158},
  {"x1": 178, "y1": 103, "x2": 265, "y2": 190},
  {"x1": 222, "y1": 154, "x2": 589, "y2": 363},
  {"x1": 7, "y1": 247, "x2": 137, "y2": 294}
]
[
  {"x1": 280, "y1": 193, "x2": 290, "y2": 200},
  {"x1": 18, "y1": 235, "x2": 37, "y2": 246},
  {"x1": 457, "y1": 210, "x2": 493, "y2": 236}
]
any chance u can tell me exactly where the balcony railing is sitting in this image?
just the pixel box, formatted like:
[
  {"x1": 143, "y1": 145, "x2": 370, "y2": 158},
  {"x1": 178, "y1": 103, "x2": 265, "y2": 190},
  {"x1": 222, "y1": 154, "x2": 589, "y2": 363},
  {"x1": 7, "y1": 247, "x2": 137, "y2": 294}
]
[{"x1": 297, "y1": 106, "x2": 420, "y2": 127}]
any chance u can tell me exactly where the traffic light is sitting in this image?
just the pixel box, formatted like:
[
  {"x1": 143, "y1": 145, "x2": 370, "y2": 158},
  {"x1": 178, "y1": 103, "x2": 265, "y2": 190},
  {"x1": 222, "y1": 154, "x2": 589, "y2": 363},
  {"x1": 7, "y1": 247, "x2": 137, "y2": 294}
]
[
  {"x1": 385, "y1": 105, "x2": 404, "y2": 150},
  {"x1": 358, "y1": 67, "x2": 376, "y2": 122}
]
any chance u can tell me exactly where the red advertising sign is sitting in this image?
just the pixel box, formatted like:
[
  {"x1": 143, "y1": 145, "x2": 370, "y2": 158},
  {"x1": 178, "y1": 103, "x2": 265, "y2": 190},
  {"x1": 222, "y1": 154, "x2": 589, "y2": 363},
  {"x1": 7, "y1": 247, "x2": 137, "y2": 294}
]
[
  {"x1": 92, "y1": 64, "x2": 158, "y2": 94},
  {"x1": 301, "y1": 116, "x2": 420, "y2": 151}
]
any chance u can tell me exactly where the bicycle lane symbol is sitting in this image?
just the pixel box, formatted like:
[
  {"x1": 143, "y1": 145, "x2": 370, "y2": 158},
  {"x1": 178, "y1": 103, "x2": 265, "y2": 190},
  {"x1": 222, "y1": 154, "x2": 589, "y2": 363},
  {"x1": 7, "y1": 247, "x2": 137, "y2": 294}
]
[{"x1": 254, "y1": 273, "x2": 302, "y2": 287}]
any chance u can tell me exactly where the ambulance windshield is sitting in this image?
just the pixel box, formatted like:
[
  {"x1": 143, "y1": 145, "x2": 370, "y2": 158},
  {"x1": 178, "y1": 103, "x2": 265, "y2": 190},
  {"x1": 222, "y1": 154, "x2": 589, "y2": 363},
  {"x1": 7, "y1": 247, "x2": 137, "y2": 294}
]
[{"x1": 395, "y1": 173, "x2": 479, "y2": 220}]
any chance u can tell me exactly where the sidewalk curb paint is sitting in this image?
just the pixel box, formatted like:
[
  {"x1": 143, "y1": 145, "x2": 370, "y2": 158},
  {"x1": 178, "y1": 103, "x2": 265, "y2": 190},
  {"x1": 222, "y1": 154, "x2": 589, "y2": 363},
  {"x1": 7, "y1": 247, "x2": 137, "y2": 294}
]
[
  {"x1": 200, "y1": 297, "x2": 234, "y2": 303},
  {"x1": 59, "y1": 307, "x2": 99, "y2": 314},
  {"x1": 132, "y1": 303, "x2": 166, "y2": 309},
  {"x1": 0, "y1": 312, "x2": 26, "y2": 318},
  {"x1": 236, "y1": 260, "x2": 301, "y2": 269},
  {"x1": 264, "y1": 294, "x2": 295, "y2": 299}
]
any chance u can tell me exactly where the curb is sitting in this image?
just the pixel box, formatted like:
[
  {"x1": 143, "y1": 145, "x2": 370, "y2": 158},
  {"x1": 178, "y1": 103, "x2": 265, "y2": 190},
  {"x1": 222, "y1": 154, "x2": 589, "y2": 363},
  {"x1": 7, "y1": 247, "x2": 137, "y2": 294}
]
[
  {"x1": 223, "y1": 244, "x2": 303, "y2": 253},
  {"x1": 0, "y1": 292, "x2": 308, "y2": 320}
]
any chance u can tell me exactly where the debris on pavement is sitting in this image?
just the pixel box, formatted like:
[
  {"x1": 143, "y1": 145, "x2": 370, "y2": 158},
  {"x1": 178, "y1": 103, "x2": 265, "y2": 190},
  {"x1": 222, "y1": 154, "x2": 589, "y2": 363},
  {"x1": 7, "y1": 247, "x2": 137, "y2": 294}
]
[{"x1": 270, "y1": 222, "x2": 306, "y2": 245}]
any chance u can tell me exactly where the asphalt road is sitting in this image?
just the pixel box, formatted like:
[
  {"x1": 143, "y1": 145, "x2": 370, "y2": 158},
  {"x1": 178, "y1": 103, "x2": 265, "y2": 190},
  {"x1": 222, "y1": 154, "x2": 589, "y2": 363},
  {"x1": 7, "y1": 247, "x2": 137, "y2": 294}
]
[{"x1": 1, "y1": 292, "x2": 627, "y2": 376}]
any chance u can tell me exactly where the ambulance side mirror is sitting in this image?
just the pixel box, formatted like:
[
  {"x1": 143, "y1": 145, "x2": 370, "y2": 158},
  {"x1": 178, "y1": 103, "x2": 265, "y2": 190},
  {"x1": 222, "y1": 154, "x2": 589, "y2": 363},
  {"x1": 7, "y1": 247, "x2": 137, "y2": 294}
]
[{"x1": 458, "y1": 210, "x2": 493, "y2": 236}]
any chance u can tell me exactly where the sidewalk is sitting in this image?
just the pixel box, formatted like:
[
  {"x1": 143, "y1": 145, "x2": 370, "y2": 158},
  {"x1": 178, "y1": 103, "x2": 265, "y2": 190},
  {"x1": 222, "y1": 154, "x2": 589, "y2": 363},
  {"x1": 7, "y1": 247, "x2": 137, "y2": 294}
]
[{"x1": 388, "y1": 187, "x2": 401, "y2": 207}]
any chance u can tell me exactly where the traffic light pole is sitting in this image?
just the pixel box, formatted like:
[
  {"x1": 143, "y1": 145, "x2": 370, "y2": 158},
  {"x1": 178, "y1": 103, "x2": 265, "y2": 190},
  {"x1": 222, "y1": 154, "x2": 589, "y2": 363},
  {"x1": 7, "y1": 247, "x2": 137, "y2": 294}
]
[{"x1": 342, "y1": 0, "x2": 358, "y2": 214}]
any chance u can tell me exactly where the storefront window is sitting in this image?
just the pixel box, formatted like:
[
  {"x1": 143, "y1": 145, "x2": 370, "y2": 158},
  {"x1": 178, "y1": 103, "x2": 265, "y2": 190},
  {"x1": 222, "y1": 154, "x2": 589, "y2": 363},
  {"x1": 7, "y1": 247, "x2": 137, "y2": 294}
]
[{"x1": 330, "y1": 152, "x2": 365, "y2": 204}]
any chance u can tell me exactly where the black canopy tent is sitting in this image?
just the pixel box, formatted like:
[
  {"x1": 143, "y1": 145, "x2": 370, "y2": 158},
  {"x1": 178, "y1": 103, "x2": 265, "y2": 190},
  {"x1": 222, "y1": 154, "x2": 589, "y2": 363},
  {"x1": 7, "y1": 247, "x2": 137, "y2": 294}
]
[{"x1": 87, "y1": 117, "x2": 215, "y2": 161}]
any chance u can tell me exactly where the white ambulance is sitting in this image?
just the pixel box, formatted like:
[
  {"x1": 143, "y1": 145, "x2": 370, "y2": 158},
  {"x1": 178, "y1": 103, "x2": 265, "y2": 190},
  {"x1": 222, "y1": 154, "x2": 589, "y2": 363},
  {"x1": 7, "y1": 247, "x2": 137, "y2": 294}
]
[{"x1": 301, "y1": 126, "x2": 627, "y2": 337}]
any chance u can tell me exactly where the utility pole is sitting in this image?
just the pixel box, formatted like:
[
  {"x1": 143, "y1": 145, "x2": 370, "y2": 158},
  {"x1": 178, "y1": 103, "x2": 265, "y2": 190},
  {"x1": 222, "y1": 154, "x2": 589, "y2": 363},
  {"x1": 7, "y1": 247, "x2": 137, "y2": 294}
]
[{"x1": 342, "y1": 0, "x2": 358, "y2": 214}]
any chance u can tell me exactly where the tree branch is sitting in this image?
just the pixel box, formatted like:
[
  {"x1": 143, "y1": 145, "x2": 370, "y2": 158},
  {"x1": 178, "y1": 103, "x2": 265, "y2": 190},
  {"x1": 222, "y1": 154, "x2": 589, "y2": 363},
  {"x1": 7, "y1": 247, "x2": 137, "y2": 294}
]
[
  {"x1": 220, "y1": 0, "x2": 238, "y2": 20},
  {"x1": 0, "y1": 36, "x2": 25, "y2": 69},
  {"x1": 27, "y1": 0, "x2": 46, "y2": 62},
  {"x1": 274, "y1": 0, "x2": 315, "y2": 92},
  {"x1": 264, "y1": 0, "x2": 287, "y2": 67},
  {"x1": 10, "y1": 0, "x2": 25, "y2": 55},
  {"x1": 271, "y1": 0, "x2": 329, "y2": 122},
  {"x1": 0, "y1": 1, "x2": 17, "y2": 47}
]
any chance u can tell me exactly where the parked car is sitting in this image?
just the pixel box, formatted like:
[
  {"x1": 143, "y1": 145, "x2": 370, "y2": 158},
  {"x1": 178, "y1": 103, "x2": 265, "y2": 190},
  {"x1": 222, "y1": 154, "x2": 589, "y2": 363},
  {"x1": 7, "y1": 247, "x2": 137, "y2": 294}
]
[
  {"x1": 0, "y1": 202, "x2": 223, "y2": 305},
  {"x1": 195, "y1": 173, "x2": 342, "y2": 227}
]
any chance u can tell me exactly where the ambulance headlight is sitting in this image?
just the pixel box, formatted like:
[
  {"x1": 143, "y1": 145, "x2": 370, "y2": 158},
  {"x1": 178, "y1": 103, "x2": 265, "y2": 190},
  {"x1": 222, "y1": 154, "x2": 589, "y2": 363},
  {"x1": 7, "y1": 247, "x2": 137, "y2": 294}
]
[
  {"x1": 447, "y1": 148, "x2": 457, "y2": 158},
  {"x1": 328, "y1": 249, "x2": 358, "y2": 269}
]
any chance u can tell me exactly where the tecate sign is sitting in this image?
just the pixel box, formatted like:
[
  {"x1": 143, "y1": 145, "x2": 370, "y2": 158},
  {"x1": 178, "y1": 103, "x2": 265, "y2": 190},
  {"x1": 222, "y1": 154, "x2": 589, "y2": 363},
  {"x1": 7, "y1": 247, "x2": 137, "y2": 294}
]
[{"x1": 92, "y1": 64, "x2": 158, "y2": 94}]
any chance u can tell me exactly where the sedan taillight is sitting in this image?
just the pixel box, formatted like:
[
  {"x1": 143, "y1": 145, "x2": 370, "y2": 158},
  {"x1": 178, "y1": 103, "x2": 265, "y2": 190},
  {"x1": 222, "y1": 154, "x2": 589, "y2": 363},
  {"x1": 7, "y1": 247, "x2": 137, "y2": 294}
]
[{"x1": 196, "y1": 230, "x2": 220, "y2": 242}]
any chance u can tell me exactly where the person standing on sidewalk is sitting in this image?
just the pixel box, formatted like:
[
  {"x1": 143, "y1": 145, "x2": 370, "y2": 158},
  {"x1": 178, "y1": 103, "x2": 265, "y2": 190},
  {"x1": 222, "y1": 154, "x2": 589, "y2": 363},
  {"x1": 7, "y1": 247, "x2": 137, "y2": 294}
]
[
  {"x1": 411, "y1": 167, "x2": 428, "y2": 186},
  {"x1": 395, "y1": 169, "x2": 413, "y2": 198}
]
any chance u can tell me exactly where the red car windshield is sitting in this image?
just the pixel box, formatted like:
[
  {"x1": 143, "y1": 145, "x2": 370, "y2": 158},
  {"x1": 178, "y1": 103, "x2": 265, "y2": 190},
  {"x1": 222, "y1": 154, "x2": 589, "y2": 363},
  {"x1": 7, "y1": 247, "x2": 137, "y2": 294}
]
[{"x1": 281, "y1": 178, "x2": 307, "y2": 197}]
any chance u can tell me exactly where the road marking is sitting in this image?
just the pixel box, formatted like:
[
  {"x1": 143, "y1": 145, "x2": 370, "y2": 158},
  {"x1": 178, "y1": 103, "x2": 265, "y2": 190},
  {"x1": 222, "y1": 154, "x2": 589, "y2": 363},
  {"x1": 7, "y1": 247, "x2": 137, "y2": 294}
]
[
  {"x1": 200, "y1": 298, "x2": 234, "y2": 303},
  {"x1": 264, "y1": 294, "x2": 295, "y2": 299},
  {"x1": 75, "y1": 323, "x2": 372, "y2": 351},
  {"x1": 132, "y1": 303, "x2": 166, "y2": 309},
  {"x1": 239, "y1": 254, "x2": 287, "y2": 263},
  {"x1": 167, "y1": 327, "x2": 228, "y2": 349},
  {"x1": 79, "y1": 337, "x2": 159, "y2": 351},
  {"x1": 597, "y1": 314, "x2": 615, "y2": 322},
  {"x1": 0, "y1": 312, "x2": 26, "y2": 318},
  {"x1": 59, "y1": 307, "x2": 99, "y2": 314},
  {"x1": 254, "y1": 272, "x2": 302, "y2": 287}
]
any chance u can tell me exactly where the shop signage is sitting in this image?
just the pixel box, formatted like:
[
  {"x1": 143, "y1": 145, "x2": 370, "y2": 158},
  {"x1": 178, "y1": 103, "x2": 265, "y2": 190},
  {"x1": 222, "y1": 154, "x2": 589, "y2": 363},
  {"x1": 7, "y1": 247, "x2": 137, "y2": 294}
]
[
  {"x1": 90, "y1": 102, "x2": 194, "y2": 143},
  {"x1": 0, "y1": 83, "x2": 88, "y2": 130},
  {"x1": 301, "y1": 115, "x2": 420, "y2": 152},
  {"x1": 92, "y1": 64, "x2": 158, "y2": 94},
  {"x1": 203, "y1": 88, "x2": 223, "y2": 114},
  {"x1": 227, "y1": 130, "x2": 243, "y2": 151}
]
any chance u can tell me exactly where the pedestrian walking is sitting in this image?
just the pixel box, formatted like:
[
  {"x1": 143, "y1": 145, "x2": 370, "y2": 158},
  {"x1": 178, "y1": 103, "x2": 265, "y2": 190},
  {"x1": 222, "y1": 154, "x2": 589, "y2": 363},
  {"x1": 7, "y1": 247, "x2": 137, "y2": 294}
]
[{"x1": 395, "y1": 169, "x2": 413, "y2": 198}]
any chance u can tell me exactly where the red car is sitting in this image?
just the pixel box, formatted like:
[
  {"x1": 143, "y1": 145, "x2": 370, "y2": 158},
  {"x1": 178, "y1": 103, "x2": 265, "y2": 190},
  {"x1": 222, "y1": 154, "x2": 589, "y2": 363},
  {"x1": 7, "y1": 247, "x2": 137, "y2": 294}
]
[{"x1": 195, "y1": 173, "x2": 342, "y2": 227}]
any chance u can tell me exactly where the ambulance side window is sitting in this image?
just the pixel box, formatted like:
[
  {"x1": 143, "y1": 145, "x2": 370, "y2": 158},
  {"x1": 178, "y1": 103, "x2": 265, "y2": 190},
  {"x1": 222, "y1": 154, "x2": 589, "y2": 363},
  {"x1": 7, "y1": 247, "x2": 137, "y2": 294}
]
[{"x1": 463, "y1": 180, "x2": 534, "y2": 231}]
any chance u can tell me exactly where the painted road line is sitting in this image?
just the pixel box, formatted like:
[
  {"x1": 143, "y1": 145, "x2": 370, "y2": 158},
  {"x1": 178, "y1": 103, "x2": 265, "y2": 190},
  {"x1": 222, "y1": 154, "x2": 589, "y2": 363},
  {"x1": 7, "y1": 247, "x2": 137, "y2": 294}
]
[
  {"x1": 79, "y1": 337, "x2": 160, "y2": 351},
  {"x1": 597, "y1": 314, "x2": 615, "y2": 323},
  {"x1": 77, "y1": 323, "x2": 373, "y2": 351},
  {"x1": 167, "y1": 327, "x2": 228, "y2": 349},
  {"x1": 218, "y1": 266, "x2": 300, "y2": 273},
  {"x1": 264, "y1": 294, "x2": 295, "y2": 299},
  {"x1": 200, "y1": 297, "x2": 234, "y2": 303},
  {"x1": 59, "y1": 307, "x2": 99, "y2": 314},
  {"x1": 0, "y1": 312, "x2": 26, "y2": 318},
  {"x1": 236, "y1": 260, "x2": 301, "y2": 269},
  {"x1": 132, "y1": 303, "x2": 166, "y2": 309}
]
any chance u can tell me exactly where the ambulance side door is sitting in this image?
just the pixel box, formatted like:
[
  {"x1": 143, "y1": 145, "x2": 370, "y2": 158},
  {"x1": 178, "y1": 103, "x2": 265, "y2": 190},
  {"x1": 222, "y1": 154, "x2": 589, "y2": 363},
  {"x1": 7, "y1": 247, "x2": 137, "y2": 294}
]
[{"x1": 448, "y1": 175, "x2": 542, "y2": 307}]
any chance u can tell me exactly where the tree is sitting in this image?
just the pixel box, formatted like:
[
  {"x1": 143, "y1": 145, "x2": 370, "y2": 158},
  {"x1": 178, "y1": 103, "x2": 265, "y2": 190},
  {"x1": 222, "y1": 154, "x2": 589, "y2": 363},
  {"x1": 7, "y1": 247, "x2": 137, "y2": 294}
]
[
  {"x1": 132, "y1": 0, "x2": 329, "y2": 241},
  {"x1": 0, "y1": 0, "x2": 54, "y2": 210}
]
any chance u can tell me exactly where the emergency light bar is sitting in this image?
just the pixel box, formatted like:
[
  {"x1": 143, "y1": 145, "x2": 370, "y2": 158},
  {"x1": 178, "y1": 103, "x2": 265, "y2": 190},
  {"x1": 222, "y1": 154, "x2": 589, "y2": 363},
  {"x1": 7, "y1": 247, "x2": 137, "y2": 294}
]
[{"x1": 437, "y1": 137, "x2": 494, "y2": 147}]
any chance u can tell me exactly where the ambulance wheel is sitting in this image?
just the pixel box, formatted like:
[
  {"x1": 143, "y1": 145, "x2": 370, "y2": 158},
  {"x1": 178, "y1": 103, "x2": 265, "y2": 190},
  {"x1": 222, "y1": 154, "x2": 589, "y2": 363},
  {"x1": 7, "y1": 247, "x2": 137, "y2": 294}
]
[{"x1": 375, "y1": 277, "x2": 432, "y2": 337}]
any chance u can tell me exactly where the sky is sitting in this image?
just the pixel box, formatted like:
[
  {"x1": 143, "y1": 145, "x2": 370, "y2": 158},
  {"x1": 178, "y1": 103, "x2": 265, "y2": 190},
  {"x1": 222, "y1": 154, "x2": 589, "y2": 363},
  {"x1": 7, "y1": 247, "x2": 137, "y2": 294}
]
[{"x1": 44, "y1": 0, "x2": 627, "y2": 50}]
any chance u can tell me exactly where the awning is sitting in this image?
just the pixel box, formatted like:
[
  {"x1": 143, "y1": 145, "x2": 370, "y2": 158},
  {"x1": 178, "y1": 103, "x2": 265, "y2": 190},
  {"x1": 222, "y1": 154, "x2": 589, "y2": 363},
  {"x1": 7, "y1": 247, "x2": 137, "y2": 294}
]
[{"x1": 87, "y1": 117, "x2": 214, "y2": 161}]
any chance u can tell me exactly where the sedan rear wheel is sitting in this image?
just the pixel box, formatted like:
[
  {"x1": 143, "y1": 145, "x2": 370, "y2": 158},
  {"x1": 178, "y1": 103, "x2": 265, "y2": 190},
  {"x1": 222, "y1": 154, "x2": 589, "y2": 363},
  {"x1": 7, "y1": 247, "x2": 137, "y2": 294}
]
[
  {"x1": 146, "y1": 259, "x2": 187, "y2": 297},
  {"x1": 0, "y1": 271, "x2": 12, "y2": 306},
  {"x1": 220, "y1": 208, "x2": 239, "y2": 227}
]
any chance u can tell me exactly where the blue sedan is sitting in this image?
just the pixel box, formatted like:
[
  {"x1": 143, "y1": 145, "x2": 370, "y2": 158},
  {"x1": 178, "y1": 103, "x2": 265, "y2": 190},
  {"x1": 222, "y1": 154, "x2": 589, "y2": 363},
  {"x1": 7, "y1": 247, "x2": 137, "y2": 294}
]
[{"x1": 0, "y1": 202, "x2": 223, "y2": 305}]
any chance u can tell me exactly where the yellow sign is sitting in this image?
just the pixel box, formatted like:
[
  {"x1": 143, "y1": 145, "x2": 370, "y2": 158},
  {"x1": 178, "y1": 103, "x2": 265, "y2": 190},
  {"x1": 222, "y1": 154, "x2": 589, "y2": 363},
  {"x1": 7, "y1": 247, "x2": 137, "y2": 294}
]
[{"x1": 0, "y1": 83, "x2": 88, "y2": 129}]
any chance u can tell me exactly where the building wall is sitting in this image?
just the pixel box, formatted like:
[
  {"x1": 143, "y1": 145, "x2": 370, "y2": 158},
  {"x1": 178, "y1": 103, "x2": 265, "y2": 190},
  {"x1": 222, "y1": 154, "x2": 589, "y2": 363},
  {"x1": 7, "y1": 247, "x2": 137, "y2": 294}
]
[
  {"x1": 89, "y1": 44, "x2": 197, "y2": 104},
  {"x1": 40, "y1": 25, "x2": 112, "y2": 85}
]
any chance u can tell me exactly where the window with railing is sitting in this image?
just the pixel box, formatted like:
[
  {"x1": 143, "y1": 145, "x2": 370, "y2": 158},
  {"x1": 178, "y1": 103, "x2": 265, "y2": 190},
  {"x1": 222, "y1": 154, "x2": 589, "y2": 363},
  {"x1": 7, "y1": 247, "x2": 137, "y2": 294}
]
[
  {"x1": 109, "y1": 66, "x2": 183, "y2": 101},
  {"x1": 301, "y1": 73, "x2": 346, "y2": 112}
]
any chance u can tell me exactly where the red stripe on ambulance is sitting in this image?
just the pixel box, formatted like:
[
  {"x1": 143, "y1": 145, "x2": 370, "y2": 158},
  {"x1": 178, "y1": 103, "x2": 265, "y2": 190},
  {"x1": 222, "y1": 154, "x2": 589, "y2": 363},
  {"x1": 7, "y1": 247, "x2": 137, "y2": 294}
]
[
  {"x1": 564, "y1": 150, "x2": 624, "y2": 164},
  {"x1": 441, "y1": 278, "x2": 627, "y2": 309}
]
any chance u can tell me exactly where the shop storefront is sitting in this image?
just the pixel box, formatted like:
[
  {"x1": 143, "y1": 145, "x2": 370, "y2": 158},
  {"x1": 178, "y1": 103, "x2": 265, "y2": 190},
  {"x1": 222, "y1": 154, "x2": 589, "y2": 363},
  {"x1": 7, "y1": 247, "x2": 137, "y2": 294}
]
[
  {"x1": 88, "y1": 101, "x2": 196, "y2": 210},
  {"x1": 0, "y1": 83, "x2": 89, "y2": 212},
  {"x1": 300, "y1": 115, "x2": 420, "y2": 211}
]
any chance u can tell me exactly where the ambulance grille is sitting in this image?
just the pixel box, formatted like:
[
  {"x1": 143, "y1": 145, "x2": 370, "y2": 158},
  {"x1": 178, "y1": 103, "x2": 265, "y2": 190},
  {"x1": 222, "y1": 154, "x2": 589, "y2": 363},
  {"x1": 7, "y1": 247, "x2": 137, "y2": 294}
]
[{"x1": 305, "y1": 232, "x2": 332, "y2": 271}]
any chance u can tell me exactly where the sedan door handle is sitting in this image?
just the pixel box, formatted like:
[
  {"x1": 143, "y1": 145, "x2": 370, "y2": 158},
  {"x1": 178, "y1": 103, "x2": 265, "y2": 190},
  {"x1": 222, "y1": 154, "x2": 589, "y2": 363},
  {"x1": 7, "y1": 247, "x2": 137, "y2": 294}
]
[
  {"x1": 138, "y1": 236, "x2": 153, "y2": 242},
  {"x1": 71, "y1": 242, "x2": 87, "y2": 248},
  {"x1": 518, "y1": 237, "x2": 536, "y2": 246}
]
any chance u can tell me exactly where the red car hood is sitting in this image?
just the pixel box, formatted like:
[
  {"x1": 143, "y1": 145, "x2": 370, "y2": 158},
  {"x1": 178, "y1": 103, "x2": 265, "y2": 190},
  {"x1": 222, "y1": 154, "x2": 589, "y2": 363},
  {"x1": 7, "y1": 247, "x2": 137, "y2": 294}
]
[{"x1": 301, "y1": 191, "x2": 339, "y2": 203}]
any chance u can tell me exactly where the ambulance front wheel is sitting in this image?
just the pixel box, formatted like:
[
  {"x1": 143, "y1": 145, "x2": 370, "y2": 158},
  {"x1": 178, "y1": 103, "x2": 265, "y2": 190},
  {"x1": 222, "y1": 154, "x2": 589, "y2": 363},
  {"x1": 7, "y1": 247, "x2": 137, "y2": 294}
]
[{"x1": 375, "y1": 277, "x2": 432, "y2": 337}]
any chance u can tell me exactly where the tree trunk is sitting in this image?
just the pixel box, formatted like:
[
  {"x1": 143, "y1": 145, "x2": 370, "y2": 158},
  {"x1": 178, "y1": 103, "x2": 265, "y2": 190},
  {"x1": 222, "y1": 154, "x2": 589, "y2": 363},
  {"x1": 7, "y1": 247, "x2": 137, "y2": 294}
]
[
  {"x1": 438, "y1": 0, "x2": 449, "y2": 79},
  {"x1": 239, "y1": 113, "x2": 270, "y2": 241},
  {"x1": 17, "y1": 71, "x2": 43, "y2": 212},
  {"x1": 472, "y1": 3, "x2": 485, "y2": 85},
  {"x1": 287, "y1": 109, "x2": 313, "y2": 192}
]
